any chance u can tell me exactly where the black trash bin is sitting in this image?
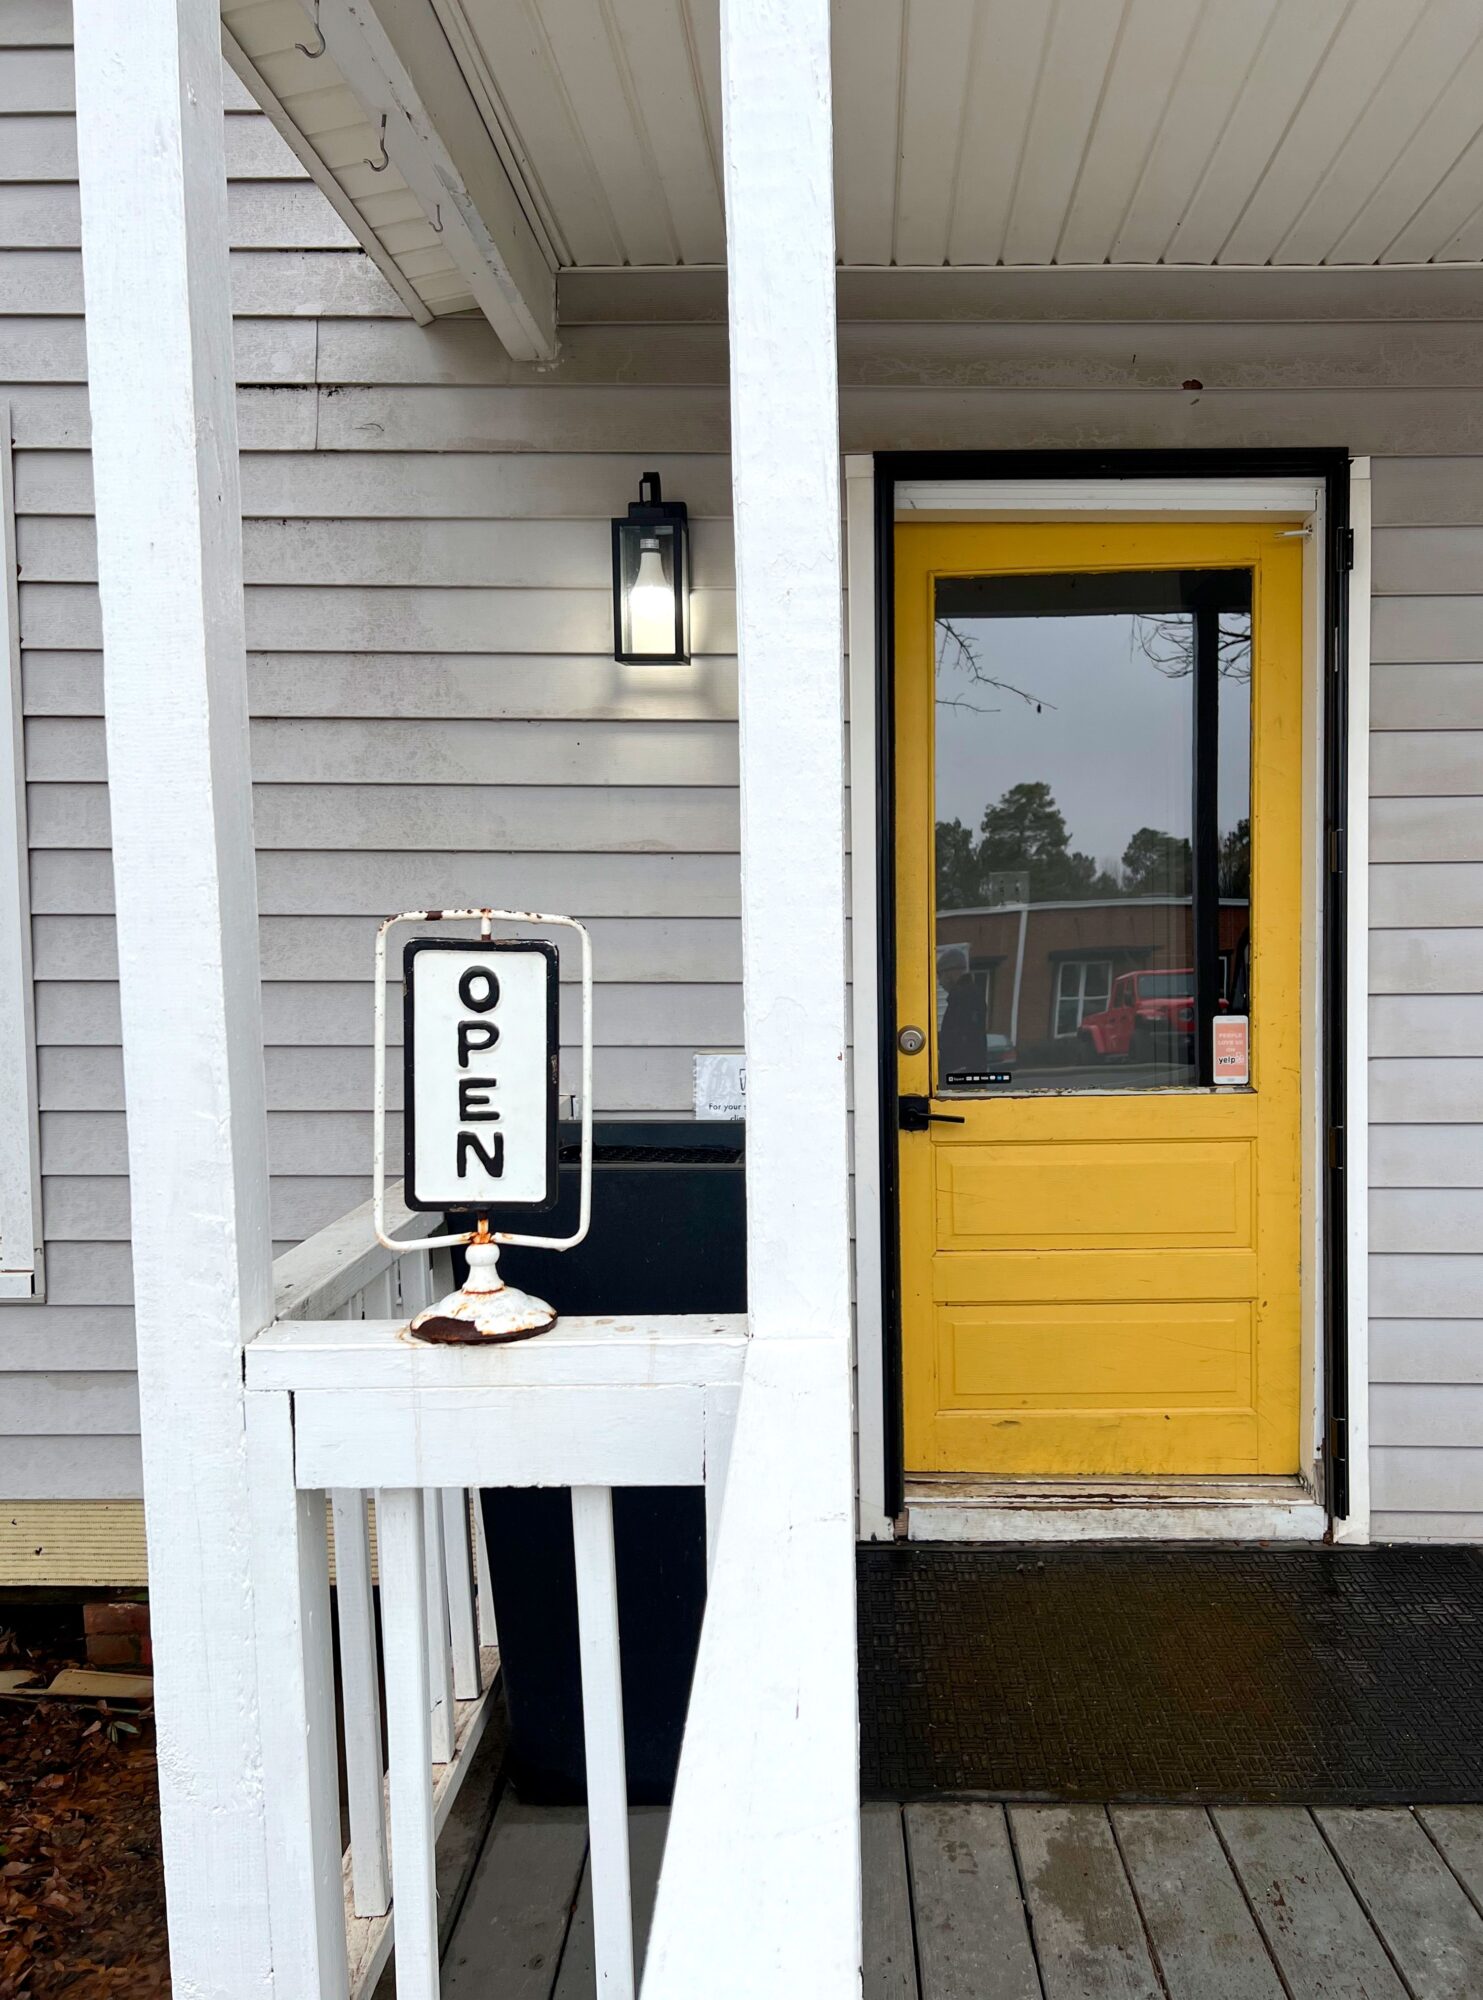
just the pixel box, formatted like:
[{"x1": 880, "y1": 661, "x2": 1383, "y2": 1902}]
[{"x1": 457, "y1": 1118, "x2": 745, "y2": 1805}]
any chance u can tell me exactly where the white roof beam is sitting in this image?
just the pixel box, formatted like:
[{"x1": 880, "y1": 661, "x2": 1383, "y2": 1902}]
[{"x1": 320, "y1": 0, "x2": 557, "y2": 359}]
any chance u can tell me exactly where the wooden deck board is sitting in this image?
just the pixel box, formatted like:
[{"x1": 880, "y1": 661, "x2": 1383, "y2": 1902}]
[
  {"x1": 1110, "y1": 1808, "x2": 1284, "y2": 2000},
  {"x1": 1316, "y1": 1807, "x2": 1483, "y2": 2000},
  {"x1": 905, "y1": 1801, "x2": 1039, "y2": 2000},
  {"x1": 1010, "y1": 1805, "x2": 1160, "y2": 2000},
  {"x1": 862, "y1": 1802, "x2": 919, "y2": 2000},
  {"x1": 1215, "y1": 1807, "x2": 1409, "y2": 2000},
  {"x1": 1416, "y1": 1804, "x2": 1483, "y2": 1913},
  {"x1": 551, "y1": 1810, "x2": 668, "y2": 1999},
  {"x1": 440, "y1": 1801, "x2": 587, "y2": 2000},
  {"x1": 443, "y1": 1796, "x2": 1483, "y2": 1999}
]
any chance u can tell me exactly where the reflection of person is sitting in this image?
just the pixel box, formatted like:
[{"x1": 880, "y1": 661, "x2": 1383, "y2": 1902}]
[{"x1": 940, "y1": 966, "x2": 986, "y2": 1079}]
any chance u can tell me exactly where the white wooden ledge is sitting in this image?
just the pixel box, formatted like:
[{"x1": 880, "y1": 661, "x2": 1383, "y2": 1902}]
[{"x1": 247, "y1": 1313, "x2": 747, "y2": 1394}]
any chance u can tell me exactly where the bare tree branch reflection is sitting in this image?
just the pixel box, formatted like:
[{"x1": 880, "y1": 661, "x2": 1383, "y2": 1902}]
[
  {"x1": 936, "y1": 617, "x2": 1057, "y2": 714},
  {"x1": 1133, "y1": 612, "x2": 1252, "y2": 682}
]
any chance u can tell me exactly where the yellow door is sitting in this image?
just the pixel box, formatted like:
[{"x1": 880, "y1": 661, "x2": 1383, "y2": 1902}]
[{"x1": 896, "y1": 522, "x2": 1303, "y2": 1477}]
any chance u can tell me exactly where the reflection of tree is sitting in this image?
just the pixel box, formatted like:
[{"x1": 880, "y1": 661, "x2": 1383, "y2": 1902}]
[
  {"x1": 1132, "y1": 612, "x2": 1252, "y2": 682},
  {"x1": 1219, "y1": 816, "x2": 1251, "y2": 899},
  {"x1": 1120, "y1": 825, "x2": 1191, "y2": 896},
  {"x1": 937, "y1": 780, "x2": 1115, "y2": 909},
  {"x1": 936, "y1": 780, "x2": 1217, "y2": 910}
]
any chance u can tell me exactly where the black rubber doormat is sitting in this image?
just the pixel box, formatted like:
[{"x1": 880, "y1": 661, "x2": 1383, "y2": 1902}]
[{"x1": 858, "y1": 1543, "x2": 1483, "y2": 1804}]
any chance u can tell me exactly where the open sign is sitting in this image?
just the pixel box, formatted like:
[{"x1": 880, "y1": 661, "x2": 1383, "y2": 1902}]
[{"x1": 402, "y1": 938, "x2": 559, "y2": 1212}]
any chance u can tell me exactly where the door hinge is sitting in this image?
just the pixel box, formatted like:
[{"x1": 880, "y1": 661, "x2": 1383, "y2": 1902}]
[
  {"x1": 1329, "y1": 826, "x2": 1344, "y2": 874},
  {"x1": 1328, "y1": 1125, "x2": 1345, "y2": 1172},
  {"x1": 1335, "y1": 526, "x2": 1355, "y2": 572}
]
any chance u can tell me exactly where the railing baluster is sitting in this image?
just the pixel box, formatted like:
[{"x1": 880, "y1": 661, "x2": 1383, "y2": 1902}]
[
  {"x1": 401, "y1": 1250, "x2": 434, "y2": 1318},
  {"x1": 703, "y1": 1385, "x2": 741, "y2": 1583},
  {"x1": 472, "y1": 1495, "x2": 499, "y2": 1650},
  {"x1": 571, "y1": 1486, "x2": 635, "y2": 2000},
  {"x1": 376, "y1": 1488, "x2": 439, "y2": 2000},
  {"x1": 440, "y1": 1488, "x2": 481, "y2": 1699},
  {"x1": 422, "y1": 1489, "x2": 456, "y2": 1764},
  {"x1": 330, "y1": 1487, "x2": 390, "y2": 1917},
  {"x1": 245, "y1": 1399, "x2": 349, "y2": 1997}
]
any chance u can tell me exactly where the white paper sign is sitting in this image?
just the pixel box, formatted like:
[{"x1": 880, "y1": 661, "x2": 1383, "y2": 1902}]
[
  {"x1": 694, "y1": 1051, "x2": 746, "y2": 1121},
  {"x1": 405, "y1": 940, "x2": 557, "y2": 1209}
]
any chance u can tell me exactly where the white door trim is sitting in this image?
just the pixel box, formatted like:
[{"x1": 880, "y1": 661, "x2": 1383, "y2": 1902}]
[{"x1": 844, "y1": 460, "x2": 1371, "y2": 1545}]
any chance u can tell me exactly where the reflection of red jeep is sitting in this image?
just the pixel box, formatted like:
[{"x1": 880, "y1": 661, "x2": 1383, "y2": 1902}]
[{"x1": 1078, "y1": 970, "x2": 1197, "y2": 1063}]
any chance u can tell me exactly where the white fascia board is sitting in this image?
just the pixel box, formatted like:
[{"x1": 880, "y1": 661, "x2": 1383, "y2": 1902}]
[
  {"x1": 323, "y1": 0, "x2": 557, "y2": 359},
  {"x1": 897, "y1": 477, "x2": 1323, "y2": 517}
]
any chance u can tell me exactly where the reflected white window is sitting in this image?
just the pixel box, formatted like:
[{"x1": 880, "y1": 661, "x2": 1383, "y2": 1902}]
[{"x1": 1053, "y1": 960, "x2": 1112, "y2": 1039}]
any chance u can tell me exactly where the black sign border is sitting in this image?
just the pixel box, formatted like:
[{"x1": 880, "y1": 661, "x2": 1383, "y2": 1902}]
[{"x1": 402, "y1": 936, "x2": 561, "y2": 1216}]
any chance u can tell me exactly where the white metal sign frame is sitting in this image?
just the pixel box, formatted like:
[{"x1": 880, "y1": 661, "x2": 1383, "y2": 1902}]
[{"x1": 372, "y1": 907, "x2": 593, "y2": 1256}]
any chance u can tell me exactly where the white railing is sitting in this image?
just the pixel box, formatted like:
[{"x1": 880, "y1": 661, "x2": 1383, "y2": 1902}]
[
  {"x1": 267, "y1": 1191, "x2": 500, "y2": 1998},
  {"x1": 255, "y1": 1188, "x2": 749, "y2": 1999},
  {"x1": 273, "y1": 1183, "x2": 455, "y2": 1326}
]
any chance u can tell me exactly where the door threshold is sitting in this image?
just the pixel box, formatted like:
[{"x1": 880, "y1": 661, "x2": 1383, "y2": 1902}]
[{"x1": 903, "y1": 1474, "x2": 1325, "y2": 1544}]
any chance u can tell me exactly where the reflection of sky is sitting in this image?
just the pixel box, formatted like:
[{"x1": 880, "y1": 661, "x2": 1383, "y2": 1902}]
[{"x1": 935, "y1": 613, "x2": 1250, "y2": 869}]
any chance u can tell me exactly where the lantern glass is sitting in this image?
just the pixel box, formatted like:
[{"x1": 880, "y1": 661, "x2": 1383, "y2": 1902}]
[{"x1": 612, "y1": 475, "x2": 691, "y2": 663}]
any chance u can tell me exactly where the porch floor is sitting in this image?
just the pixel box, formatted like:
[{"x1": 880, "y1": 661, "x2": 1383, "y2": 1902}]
[{"x1": 441, "y1": 1793, "x2": 1483, "y2": 1997}]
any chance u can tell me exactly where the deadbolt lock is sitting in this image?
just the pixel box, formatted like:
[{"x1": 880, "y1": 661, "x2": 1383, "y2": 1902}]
[{"x1": 897, "y1": 1025, "x2": 926, "y2": 1056}]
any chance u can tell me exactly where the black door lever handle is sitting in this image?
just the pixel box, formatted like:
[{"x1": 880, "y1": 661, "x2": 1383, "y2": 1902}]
[{"x1": 899, "y1": 1095, "x2": 967, "y2": 1132}]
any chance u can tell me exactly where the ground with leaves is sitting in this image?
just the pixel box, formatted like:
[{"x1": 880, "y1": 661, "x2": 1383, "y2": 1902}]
[{"x1": 0, "y1": 1609, "x2": 166, "y2": 1998}]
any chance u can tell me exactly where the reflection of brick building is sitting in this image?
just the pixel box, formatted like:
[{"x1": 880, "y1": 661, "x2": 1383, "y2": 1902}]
[{"x1": 937, "y1": 896, "x2": 1251, "y2": 1067}]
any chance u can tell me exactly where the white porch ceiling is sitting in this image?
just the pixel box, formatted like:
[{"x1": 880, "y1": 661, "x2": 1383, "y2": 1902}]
[{"x1": 223, "y1": 0, "x2": 1483, "y2": 339}]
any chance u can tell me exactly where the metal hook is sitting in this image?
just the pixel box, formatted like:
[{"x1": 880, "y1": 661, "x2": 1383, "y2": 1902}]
[
  {"x1": 295, "y1": 0, "x2": 326, "y2": 58},
  {"x1": 365, "y1": 113, "x2": 389, "y2": 173},
  {"x1": 428, "y1": 202, "x2": 443, "y2": 234}
]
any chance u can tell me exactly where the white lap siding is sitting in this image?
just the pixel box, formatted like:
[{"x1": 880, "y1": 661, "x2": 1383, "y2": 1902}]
[
  {"x1": 6, "y1": 4, "x2": 1483, "y2": 1535},
  {"x1": 0, "y1": 4, "x2": 739, "y2": 1504},
  {"x1": 1369, "y1": 460, "x2": 1483, "y2": 1539}
]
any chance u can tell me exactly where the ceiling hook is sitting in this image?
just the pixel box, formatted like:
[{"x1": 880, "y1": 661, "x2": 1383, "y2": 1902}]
[
  {"x1": 429, "y1": 202, "x2": 443, "y2": 233},
  {"x1": 365, "y1": 113, "x2": 389, "y2": 173},
  {"x1": 295, "y1": 0, "x2": 326, "y2": 58}
]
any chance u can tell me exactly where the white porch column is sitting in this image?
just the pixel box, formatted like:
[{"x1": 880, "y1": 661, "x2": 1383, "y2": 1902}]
[
  {"x1": 727, "y1": 4, "x2": 852, "y2": 1348},
  {"x1": 75, "y1": 6, "x2": 276, "y2": 1994},
  {"x1": 643, "y1": 4, "x2": 859, "y2": 1995}
]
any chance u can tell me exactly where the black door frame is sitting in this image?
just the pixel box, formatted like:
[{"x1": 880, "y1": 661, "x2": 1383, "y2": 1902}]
[{"x1": 871, "y1": 448, "x2": 1353, "y2": 1525}]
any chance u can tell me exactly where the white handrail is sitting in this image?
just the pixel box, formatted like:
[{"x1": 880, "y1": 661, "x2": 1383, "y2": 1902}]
[{"x1": 273, "y1": 1181, "x2": 420, "y2": 1323}]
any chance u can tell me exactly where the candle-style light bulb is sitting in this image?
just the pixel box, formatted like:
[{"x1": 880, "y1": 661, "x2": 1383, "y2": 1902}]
[{"x1": 627, "y1": 534, "x2": 673, "y2": 655}]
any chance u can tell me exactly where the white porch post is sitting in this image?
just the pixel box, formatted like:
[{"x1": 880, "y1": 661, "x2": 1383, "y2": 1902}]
[
  {"x1": 726, "y1": 15, "x2": 852, "y2": 1348},
  {"x1": 75, "y1": 5, "x2": 276, "y2": 1994},
  {"x1": 643, "y1": 2, "x2": 859, "y2": 1994}
]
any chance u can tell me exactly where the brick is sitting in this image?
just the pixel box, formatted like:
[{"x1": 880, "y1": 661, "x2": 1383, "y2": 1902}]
[
  {"x1": 83, "y1": 1600, "x2": 151, "y2": 1637},
  {"x1": 85, "y1": 1633, "x2": 141, "y2": 1667}
]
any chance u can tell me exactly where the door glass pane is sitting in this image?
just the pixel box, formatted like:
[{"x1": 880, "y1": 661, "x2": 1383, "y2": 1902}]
[
  {"x1": 1219, "y1": 610, "x2": 1253, "y2": 1021},
  {"x1": 933, "y1": 568, "x2": 1252, "y2": 1095}
]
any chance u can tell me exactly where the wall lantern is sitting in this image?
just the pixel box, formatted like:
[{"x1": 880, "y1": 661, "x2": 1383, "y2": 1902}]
[{"x1": 612, "y1": 471, "x2": 691, "y2": 664}]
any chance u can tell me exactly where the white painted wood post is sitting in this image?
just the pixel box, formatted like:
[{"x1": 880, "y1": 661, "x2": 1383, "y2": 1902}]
[
  {"x1": 440, "y1": 1488, "x2": 482, "y2": 1699},
  {"x1": 247, "y1": 1398, "x2": 351, "y2": 1996},
  {"x1": 725, "y1": 0, "x2": 853, "y2": 1349},
  {"x1": 703, "y1": 1384, "x2": 740, "y2": 1580},
  {"x1": 331, "y1": 1488, "x2": 391, "y2": 1917},
  {"x1": 473, "y1": 1498, "x2": 499, "y2": 1650},
  {"x1": 644, "y1": 4, "x2": 861, "y2": 1994},
  {"x1": 571, "y1": 1487, "x2": 635, "y2": 2000},
  {"x1": 422, "y1": 1488, "x2": 457, "y2": 1763},
  {"x1": 377, "y1": 1487, "x2": 440, "y2": 2000},
  {"x1": 74, "y1": 7, "x2": 276, "y2": 1991}
]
